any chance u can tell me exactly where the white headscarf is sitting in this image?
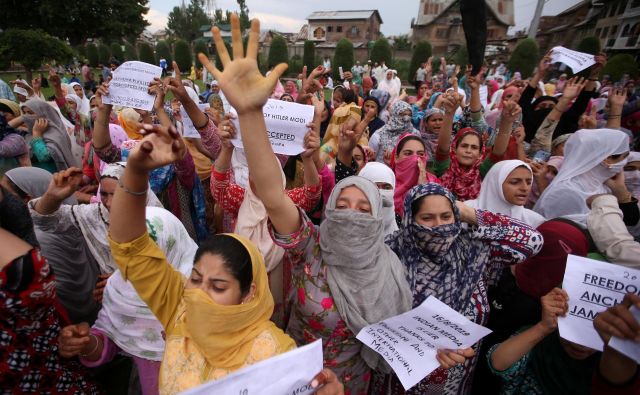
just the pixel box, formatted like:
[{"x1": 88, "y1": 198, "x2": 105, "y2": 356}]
[
  {"x1": 534, "y1": 129, "x2": 630, "y2": 226},
  {"x1": 359, "y1": 162, "x2": 399, "y2": 235},
  {"x1": 377, "y1": 70, "x2": 401, "y2": 101},
  {"x1": 68, "y1": 82, "x2": 90, "y2": 116},
  {"x1": 625, "y1": 151, "x2": 640, "y2": 198},
  {"x1": 465, "y1": 160, "x2": 546, "y2": 228},
  {"x1": 93, "y1": 206, "x2": 197, "y2": 361}
]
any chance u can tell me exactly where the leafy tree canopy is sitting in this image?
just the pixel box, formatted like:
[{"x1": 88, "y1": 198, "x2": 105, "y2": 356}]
[
  {"x1": 167, "y1": 0, "x2": 211, "y2": 42},
  {"x1": 0, "y1": 29, "x2": 74, "y2": 79}
]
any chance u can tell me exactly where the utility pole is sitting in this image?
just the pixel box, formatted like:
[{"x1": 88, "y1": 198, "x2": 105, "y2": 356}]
[{"x1": 528, "y1": 0, "x2": 545, "y2": 39}]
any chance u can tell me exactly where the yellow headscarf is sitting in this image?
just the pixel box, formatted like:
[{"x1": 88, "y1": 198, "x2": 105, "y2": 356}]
[
  {"x1": 182, "y1": 233, "x2": 295, "y2": 370},
  {"x1": 118, "y1": 107, "x2": 144, "y2": 140},
  {"x1": 0, "y1": 99, "x2": 21, "y2": 118}
]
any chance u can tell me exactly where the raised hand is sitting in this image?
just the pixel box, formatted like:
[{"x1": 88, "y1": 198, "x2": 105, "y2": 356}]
[
  {"x1": 94, "y1": 82, "x2": 112, "y2": 111},
  {"x1": 605, "y1": 171, "x2": 632, "y2": 203},
  {"x1": 608, "y1": 88, "x2": 628, "y2": 109},
  {"x1": 148, "y1": 77, "x2": 167, "y2": 111},
  {"x1": 48, "y1": 68, "x2": 61, "y2": 87},
  {"x1": 46, "y1": 167, "x2": 83, "y2": 201},
  {"x1": 198, "y1": 14, "x2": 287, "y2": 114},
  {"x1": 537, "y1": 51, "x2": 552, "y2": 76},
  {"x1": 217, "y1": 115, "x2": 237, "y2": 150},
  {"x1": 311, "y1": 91, "x2": 326, "y2": 118},
  {"x1": 594, "y1": 293, "x2": 640, "y2": 344},
  {"x1": 165, "y1": 62, "x2": 190, "y2": 103},
  {"x1": 441, "y1": 91, "x2": 462, "y2": 115},
  {"x1": 589, "y1": 53, "x2": 607, "y2": 79},
  {"x1": 501, "y1": 100, "x2": 522, "y2": 122},
  {"x1": 301, "y1": 123, "x2": 320, "y2": 159},
  {"x1": 529, "y1": 161, "x2": 549, "y2": 181},
  {"x1": 127, "y1": 124, "x2": 187, "y2": 172},
  {"x1": 338, "y1": 126, "x2": 358, "y2": 156},
  {"x1": 58, "y1": 323, "x2": 93, "y2": 358},
  {"x1": 539, "y1": 288, "x2": 569, "y2": 334},
  {"x1": 562, "y1": 77, "x2": 587, "y2": 101},
  {"x1": 32, "y1": 118, "x2": 49, "y2": 138}
]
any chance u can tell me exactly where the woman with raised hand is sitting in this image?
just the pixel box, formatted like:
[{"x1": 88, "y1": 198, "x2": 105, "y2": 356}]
[
  {"x1": 372, "y1": 183, "x2": 543, "y2": 394},
  {"x1": 198, "y1": 14, "x2": 412, "y2": 393},
  {"x1": 369, "y1": 100, "x2": 419, "y2": 163}
]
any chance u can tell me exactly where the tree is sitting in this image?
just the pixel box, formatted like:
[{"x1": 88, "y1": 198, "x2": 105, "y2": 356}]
[
  {"x1": 215, "y1": 41, "x2": 233, "y2": 70},
  {"x1": 575, "y1": 36, "x2": 601, "y2": 55},
  {"x1": 174, "y1": 39, "x2": 192, "y2": 71},
  {"x1": 110, "y1": 43, "x2": 124, "y2": 63},
  {"x1": 124, "y1": 43, "x2": 138, "y2": 61},
  {"x1": 333, "y1": 39, "x2": 354, "y2": 80},
  {"x1": 0, "y1": 29, "x2": 73, "y2": 80},
  {"x1": 370, "y1": 38, "x2": 393, "y2": 65},
  {"x1": 409, "y1": 41, "x2": 432, "y2": 83},
  {"x1": 0, "y1": 0, "x2": 149, "y2": 46},
  {"x1": 193, "y1": 39, "x2": 209, "y2": 68},
  {"x1": 138, "y1": 43, "x2": 156, "y2": 65},
  {"x1": 450, "y1": 45, "x2": 469, "y2": 68},
  {"x1": 303, "y1": 40, "x2": 316, "y2": 71},
  {"x1": 392, "y1": 35, "x2": 412, "y2": 51},
  {"x1": 167, "y1": 0, "x2": 211, "y2": 42},
  {"x1": 601, "y1": 54, "x2": 639, "y2": 81},
  {"x1": 508, "y1": 38, "x2": 539, "y2": 79},
  {"x1": 156, "y1": 41, "x2": 173, "y2": 65},
  {"x1": 237, "y1": 0, "x2": 251, "y2": 30},
  {"x1": 97, "y1": 44, "x2": 111, "y2": 65},
  {"x1": 268, "y1": 35, "x2": 289, "y2": 68},
  {"x1": 86, "y1": 43, "x2": 99, "y2": 67}
]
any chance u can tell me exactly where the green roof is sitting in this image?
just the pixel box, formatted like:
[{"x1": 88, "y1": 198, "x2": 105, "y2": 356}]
[{"x1": 199, "y1": 24, "x2": 232, "y2": 32}]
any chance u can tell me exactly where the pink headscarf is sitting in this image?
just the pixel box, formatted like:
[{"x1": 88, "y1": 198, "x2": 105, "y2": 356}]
[
  {"x1": 285, "y1": 80, "x2": 298, "y2": 100},
  {"x1": 498, "y1": 87, "x2": 520, "y2": 110}
]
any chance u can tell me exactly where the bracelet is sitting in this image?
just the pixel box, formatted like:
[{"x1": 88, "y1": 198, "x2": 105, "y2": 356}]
[
  {"x1": 194, "y1": 112, "x2": 209, "y2": 130},
  {"x1": 469, "y1": 108, "x2": 482, "y2": 114},
  {"x1": 80, "y1": 334, "x2": 99, "y2": 357},
  {"x1": 118, "y1": 178, "x2": 148, "y2": 196},
  {"x1": 608, "y1": 113, "x2": 621, "y2": 118}
]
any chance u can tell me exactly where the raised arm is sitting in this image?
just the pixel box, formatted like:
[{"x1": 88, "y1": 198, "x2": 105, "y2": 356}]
[
  {"x1": 166, "y1": 62, "x2": 209, "y2": 130},
  {"x1": 492, "y1": 101, "x2": 521, "y2": 157},
  {"x1": 148, "y1": 77, "x2": 172, "y2": 128},
  {"x1": 436, "y1": 91, "x2": 461, "y2": 157},
  {"x1": 91, "y1": 83, "x2": 116, "y2": 151},
  {"x1": 606, "y1": 88, "x2": 627, "y2": 129},
  {"x1": 199, "y1": 14, "x2": 300, "y2": 235}
]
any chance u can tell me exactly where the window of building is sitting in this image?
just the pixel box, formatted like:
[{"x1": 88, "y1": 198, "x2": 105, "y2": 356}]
[
  {"x1": 337, "y1": 26, "x2": 343, "y2": 33},
  {"x1": 327, "y1": 26, "x2": 333, "y2": 32},
  {"x1": 611, "y1": 25, "x2": 618, "y2": 36},
  {"x1": 602, "y1": 26, "x2": 609, "y2": 38},
  {"x1": 436, "y1": 28, "x2": 449, "y2": 39},
  {"x1": 622, "y1": 24, "x2": 630, "y2": 37},
  {"x1": 350, "y1": 26, "x2": 358, "y2": 36}
]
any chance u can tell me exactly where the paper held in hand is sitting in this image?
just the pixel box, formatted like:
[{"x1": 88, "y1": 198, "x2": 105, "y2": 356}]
[
  {"x1": 356, "y1": 296, "x2": 492, "y2": 391},
  {"x1": 230, "y1": 99, "x2": 315, "y2": 156},
  {"x1": 549, "y1": 46, "x2": 596, "y2": 73},
  {"x1": 179, "y1": 339, "x2": 323, "y2": 395},
  {"x1": 559, "y1": 254, "x2": 640, "y2": 351},
  {"x1": 181, "y1": 104, "x2": 210, "y2": 139},
  {"x1": 102, "y1": 61, "x2": 162, "y2": 111}
]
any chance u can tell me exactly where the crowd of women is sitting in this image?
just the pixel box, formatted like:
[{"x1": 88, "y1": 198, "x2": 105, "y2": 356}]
[{"x1": 1, "y1": 14, "x2": 640, "y2": 395}]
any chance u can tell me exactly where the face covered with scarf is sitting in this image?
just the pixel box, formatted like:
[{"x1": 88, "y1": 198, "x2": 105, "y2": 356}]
[
  {"x1": 624, "y1": 152, "x2": 640, "y2": 198},
  {"x1": 358, "y1": 162, "x2": 398, "y2": 236}
]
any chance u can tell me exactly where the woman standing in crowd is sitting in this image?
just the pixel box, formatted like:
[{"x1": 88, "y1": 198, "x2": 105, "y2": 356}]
[
  {"x1": 465, "y1": 160, "x2": 546, "y2": 228},
  {"x1": 358, "y1": 162, "x2": 398, "y2": 236},
  {"x1": 371, "y1": 183, "x2": 543, "y2": 393},
  {"x1": 0, "y1": 113, "x2": 28, "y2": 175},
  {"x1": 0, "y1": 184, "x2": 101, "y2": 394},
  {"x1": 534, "y1": 128, "x2": 630, "y2": 225},
  {"x1": 199, "y1": 17, "x2": 413, "y2": 393},
  {"x1": 369, "y1": 101, "x2": 419, "y2": 163}
]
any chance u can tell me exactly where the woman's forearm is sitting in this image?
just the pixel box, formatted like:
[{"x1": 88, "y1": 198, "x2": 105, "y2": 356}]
[
  {"x1": 437, "y1": 113, "x2": 454, "y2": 156},
  {"x1": 214, "y1": 146, "x2": 233, "y2": 171},
  {"x1": 93, "y1": 107, "x2": 113, "y2": 149},
  {"x1": 302, "y1": 156, "x2": 320, "y2": 187},
  {"x1": 492, "y1": 119, "x2": 512, "y2": 157},
  {"x1": 491, "y1": 323, "x2": 550, "y2": 371},
  {"x1": 599, "y1": 346, "x2": 638, "y2": 385},
  {"x1": 109, "y1": 168, "x2": 149, "y2": 243}
]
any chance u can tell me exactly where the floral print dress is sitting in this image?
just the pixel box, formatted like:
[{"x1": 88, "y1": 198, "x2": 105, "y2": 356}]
[{"x1": 270, "y1": 209, "x2": 371, "y2": 395}]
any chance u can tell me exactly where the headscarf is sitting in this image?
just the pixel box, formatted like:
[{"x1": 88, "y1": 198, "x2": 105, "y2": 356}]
[
  {"x1": 390, "y1": 134, "x2": 441, "y2": 216},
  {"x1": 0, "y1": 112, "x2": 19, "y2": 141},
  {"x1": 359, "y1": 162, "x2": 399, "y2": 236},
  {"x1": 377, "y1": 70, "x2": 401, "y2": 100},
  {"x1": 551, "y1": 133, "x2": 572, "y2": 152},
  {"x1": 319, "y1": 176, "x2": 413, "y2": 370},
  {"x1": 374, "y1": 101, "x2": 419, "y2": 162},
  {"x1": 94, "y1": 206, "x2": 197, "y2": 361},
  {"x1": 625, "y1": 151, "x2": 640, "y2": 198},
  {"x1": 69, "y1": 82, "x2": 91, "y2": 116},
  {"x1": 117, "y1": 107, "x2": 143, "y2": 140},
  {"x1": 0, "y1": 99, "x2": 21, "y2": 118},
  {"x1": 284, "y1": 81, "x2": 298, "y2": 100},
  {"x1": 420, "y1": 108, "x2": 445, "y2": 159},
  {"x1": 65, "y1": 94, "x2": 82, "y2": 111},
  {"x1": 529, "y1": 155, "x2": 564, "y2": 206},
  {"x1": 464, "y1": 160, "x2": 546, "y2": 228},
  {"x1": 515, "y1": 219, "x2": 589, "y2": 298},
  {"x1": 368, "y1": 89, "x2": 391, "y2": 111},
  {"x1": 183, "y1": 233, "x2": 296, "y2": 369},
  {"x1": 534, "y1": 129, "x2": 630, "y2": 226},
  {"x1": 362, "y1": 76, "x2": 374, "y2": 95},
  {"x1": 362, "y1": 96, "x2": 385, "y2": 136},
  {"x1": 386, "y1": 183, "x2": 491, "y2": 312},
  {"x1": 21, "y1": 99, "x2": 77, "y2": 170},
  {"x1": 440, "y1": 127, "x2": 484, "y2": 201},
  {"x1": 6, "y1": 167, "x2": 77, "y2": 205}
]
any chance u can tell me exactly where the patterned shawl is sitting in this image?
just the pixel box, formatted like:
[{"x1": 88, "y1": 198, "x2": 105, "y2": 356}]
[{"x1": 385, "y1": 183, "x2": 491, "y2": 312}]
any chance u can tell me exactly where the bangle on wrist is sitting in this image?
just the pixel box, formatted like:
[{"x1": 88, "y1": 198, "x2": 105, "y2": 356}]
[
  {"x1": 118, "y1": 178, "x2": 148, "y2": 196},
  {"x1": 608, "y1": 113, "x2": 621, "y2": 118},
  {"x1": 80, "y1": 334, "x2": 99, "y2": 357}
]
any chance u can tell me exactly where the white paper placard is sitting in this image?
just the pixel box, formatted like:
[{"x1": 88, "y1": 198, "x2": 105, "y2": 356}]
[
  {"x1": 550, "y1": 46, "x2": 596, "y2": 73},
  {"x1": 356, "y1": 296, "x2": 492, "y2": 391},
  {"x1": 102, "y1": 61, "x2": 162, "y2": 111},
  {"x1": 179, "y1": 339, "x2": 323, "y2": 395},
  {"x1": 230, "y1": 99, "x2": 314, "y2": 156},
  {"x1": 608, "y1": 306, "x2": 640, "y2": 363},
  {"x1": 181, "y1": 103, "x2": 210, "y2": 138},
  {"x1": 559, "y1": 254, "x2": 640, "y2": 351}
]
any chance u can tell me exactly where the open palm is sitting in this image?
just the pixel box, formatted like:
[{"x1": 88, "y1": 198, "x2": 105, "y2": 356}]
[
  {"x1": 128, "y1": 124, "x2": 186, "y2": 172},
  {"x1": 198, "y1": 14, "x2": 287, "y2": 114}
]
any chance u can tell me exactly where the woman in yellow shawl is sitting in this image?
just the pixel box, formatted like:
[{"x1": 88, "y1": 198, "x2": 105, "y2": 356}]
[{"x1": 103, "y1": 122, "x2": 295, "y2": 394}]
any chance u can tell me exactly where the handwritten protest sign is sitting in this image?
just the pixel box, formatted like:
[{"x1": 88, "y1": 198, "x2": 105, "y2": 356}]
[
  {"x1": 230, "y1": 99, "x2": 314, "y2": 156},
  {"x1": 608, "y1": 306, "x2": 640, "y2": 363},
  {"x1": 180, "y1": 104, "x2": 210, "y2": 139},
  {"x1": 550, "y1": 46, "x2": 596, "y2": 73},
  {"x1": 559, "y1": 254, "x2": 640, "y2": 351},
  {"x1": 102, "y1": 61, "x2": 162, "y2": 111},
  {"x1": 179, "y1": 340, "x2": 323, "y2": 395},
  {"x1": 356, "y1": 296, "x2": 492, "y2": 391}
]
